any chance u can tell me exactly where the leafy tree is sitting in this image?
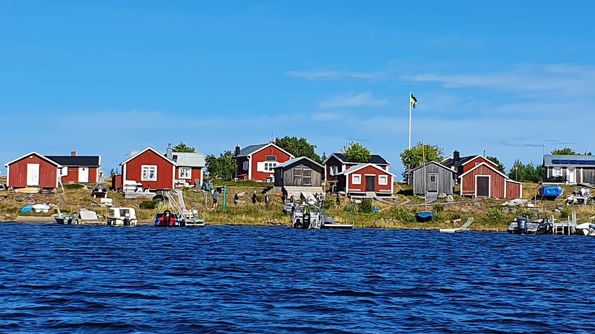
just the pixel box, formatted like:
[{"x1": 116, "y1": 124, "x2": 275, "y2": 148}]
[
  {"x1": 320, "y1": 152, "x2": 327, "y2": 163},
  {"x1": 206, "y1": 151, "x2": 236, "y2": 180},
  {"x1": 400, "y1": 142, "x2": 443, "y2": 170},
  {"x1": 173, "y1": 143, "x2": 196, "y2": 153},
  {"x1": 551, "y1": 147, "x2": 577, "y2": 155},
  {"x1": 342, "y1": 142, "x2": 371, "y2": 163},
  {"x1": 486, "y1": 156, "x2": 505, "y2": 173},
  {"x1": 508, "y1": 160, "x2": 544, "y2": 182},
  {"x1": 274, "y1": 136, "x2": 321, "y2": 162}
]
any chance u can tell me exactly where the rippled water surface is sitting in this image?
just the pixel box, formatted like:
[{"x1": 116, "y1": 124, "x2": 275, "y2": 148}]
[{"x1": 1, "y1": 223, "x2": 594, "y2": 333}]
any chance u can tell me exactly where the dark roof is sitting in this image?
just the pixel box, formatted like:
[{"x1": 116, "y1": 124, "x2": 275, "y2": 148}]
[
  {"x1": 274, "y1": 156, "x2": 324, "y2": 170},
  {"x1": 236, "y1": 144, "x2": 268, "y2": 157},
  {"x1": 46, "y1": 156, "x2": 100, "y2": 167},
  {"x1": 331, "y1": 153, "x2": 388, "y2": 165},
  {"x1": 442, "y1": 155, "x2": 480, "y2": 169},
  {"x1": 543, "y1": 154, "x2": 595, "y2": 167}
]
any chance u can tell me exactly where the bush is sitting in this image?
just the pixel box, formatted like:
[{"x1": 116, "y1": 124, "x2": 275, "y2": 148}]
[
  {"x1": 359, "y1": 199, "x2": 374, "y2": 214},
  {"x1": 433, "y1": 204, "x2": 444, "y2": 213},
  {"x1": 486, "y1": 207, "x2": 504, "y2": 222},
  {"x1": 387, "y1": 206, "x2": 416, "y2": 223},
  {"x1": 139, "y1": 200, "x2": 159, "y2": 210}
]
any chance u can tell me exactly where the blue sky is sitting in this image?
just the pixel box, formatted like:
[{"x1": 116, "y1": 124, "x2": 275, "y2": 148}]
[{"x1": 1, "y1": 1, "x2": 595, "y2": 176}]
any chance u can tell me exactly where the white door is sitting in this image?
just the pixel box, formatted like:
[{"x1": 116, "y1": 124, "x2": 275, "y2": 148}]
[
  {"x1": 78, "y1": 167, "x2": 89, "y2": 183},
  {"x1": 27, "y1": 164, "x2": 40, "y2": 186},
  {"x1": 568, "y1": 168, "x2": 576, "y2": 183}
]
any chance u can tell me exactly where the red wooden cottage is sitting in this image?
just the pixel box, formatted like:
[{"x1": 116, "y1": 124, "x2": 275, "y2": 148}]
[
  {"x1": 334, "y1": 163, "x2": 394, "y2": 197},
  {"x1": 324, "y1": 152, "x2": 390, "y2": 192},
  {"x1": 5, "y1": 152, "x2": 61, "y2": 190},
  {"x1": 46, "y1": 152, "x2": 101, "y2": 184},
  {"x1": 234, "y1": 143, "x2": 293, "y2": 182},
  {"x1": 459, "y1": 162, "x2": 522, "y2": 199},
  {"x1": 121, "y1": 147, "x2": 176, "y2": 190}
]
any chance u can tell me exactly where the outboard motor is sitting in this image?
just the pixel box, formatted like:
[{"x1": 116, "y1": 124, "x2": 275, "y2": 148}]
[
  {"x1": 303, "y1": 213, "x2": 311, "y2": 229},
  {"x1": 517, "y1": 217, "x2": 528, "y2": 234},
  {"x1": 293, "y1": 218, "x2": 303, "y2": 229}
]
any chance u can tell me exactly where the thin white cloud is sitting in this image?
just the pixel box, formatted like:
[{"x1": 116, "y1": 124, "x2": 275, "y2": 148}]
[
  {"x1": 402, "y1": 64, "x2": 595, "y2": 96},
  {"x1": 319, "y1": 92, "x2": 389, "y2": 109},
  {"x1": 285, "y1": 70, "x2": 388, "y2": 80}
]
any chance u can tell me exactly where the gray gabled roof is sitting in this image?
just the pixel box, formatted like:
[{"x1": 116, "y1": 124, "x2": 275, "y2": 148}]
[
  {"x1": 544, "y1": 154, "x2": 595, "y2": 167},
  {"x1": 274, "y1": 156, "x2": 323, "y2": 169},
  {"x1": 237, "y1": 144, "x2": 268, "y2": 157},
  {"x1": 169, "y1": 152, "x2": 206, "y2": 167}
]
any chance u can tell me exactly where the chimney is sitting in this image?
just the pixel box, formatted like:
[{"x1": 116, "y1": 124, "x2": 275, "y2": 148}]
[
  {"x1": 166, "y1": 143, "x2": 173, "y2": 158},
  {"x1": 453, "y1": 150, "x2": 460, "y2": 162},
  {"x1": 71, "y1": 151, "x2": 77, "y2": 157},
  {"x1": 235, "y1": 145, "x2": 241, "y2": 157}
]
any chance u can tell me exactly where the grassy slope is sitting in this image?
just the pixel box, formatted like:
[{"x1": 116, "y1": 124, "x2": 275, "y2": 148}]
[{"x1": 1, "y1": 177, "x2": 594, "y2": 232}]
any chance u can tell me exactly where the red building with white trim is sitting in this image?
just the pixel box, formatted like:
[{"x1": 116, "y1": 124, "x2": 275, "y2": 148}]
[
  {"x1": 121, "y1": 147, "x2": 177, "y2": 190},
  {"x1": 5, "y1": 152, "x2": 61, "y2": 190},
  {"x1": 235, "y1": 143, "x2": 293, "y2": 182},
  {"x1": 46, "y1": 152, "x2": 101, "y2": 184},
  {"x1": 460, "y1": 162, "x2": 522, "y2": 199},
  {"x1": 335, "y1": 163, "x2": 394, "y2": 197}
]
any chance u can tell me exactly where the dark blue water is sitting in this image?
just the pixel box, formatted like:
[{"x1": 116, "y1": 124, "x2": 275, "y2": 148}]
[{"x1": 0, "y1": 223, "x2": 594, "y2": 333}]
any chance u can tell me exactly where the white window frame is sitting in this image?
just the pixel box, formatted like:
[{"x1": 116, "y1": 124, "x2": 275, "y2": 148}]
[
  {"x1": 141, "y1": 165, "x2": 158, "y2": 181},
  {"x1": 330, "y1": 165, "x2": 338, "y2": 176},
  {"x1": 61, "y1": 167, "x2": 69, "y2": 176},
  {"x1": 552, "y1": 167, "x2": 562, "y2": 177},
  {"x1": 379, "y1": 175, "x2": 388, "y2": 185},
  {"x1": 179, "y1": 167, "x2": 192, "y2": 179},
  {"x1": 352, "y1": 174, "x2": 361, "y2": 185}
]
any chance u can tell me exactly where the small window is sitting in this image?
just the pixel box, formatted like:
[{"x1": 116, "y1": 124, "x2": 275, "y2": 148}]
[
  {"x1": 172, "y1": 155, "x2": 178, "y2": 162},
  {"x1": 243, "y1": 161, "x2": 249, "y2": 171},
  {"x1": 303, "y1": 177, "x2": 312, "y2": 186},
  {"x1": 179, "y1": 167, "x2": 191, "y2": 179},
  {"x1": 61, "y1": 167, "x2": 69, "y2": 176},
  {"x1": 265, "y1": 155, "x2": 277, "y2": 161},
  {"x1": 552, "y1": 167, "x2": 562, "y2": 177},
  {"x1": 352, "y1": 174, "x2": 361, "y2": 185},
  {"x1": 330, "y1": 166, "x2": 338, "y2": 176},
  {"x1": 379, "y1": 175, "x2": 389, "y2": 185},
  {"x1": 141, "y1": 165, "x2": 158, "y2": 181}
]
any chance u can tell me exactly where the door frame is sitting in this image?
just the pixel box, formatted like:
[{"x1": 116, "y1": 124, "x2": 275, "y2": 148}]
[
  {"x1": 568, "y1": 168, "x2": 576, "y2": 184},
  {"x1": 78, "y1": 167, "x2": 89, "y2": 183},
  {"x1": 27, "y1": 163, "x2": 40, "y2": 186},
  {"x1": 427, "y1": 172, "x2": 439, "y2": 193},
  {"x1": 365, "y1": 174, "x2": 376, "y2": 192},
  {"x1": 475, "y1": 175, "x2": 491, "y2": 198}
]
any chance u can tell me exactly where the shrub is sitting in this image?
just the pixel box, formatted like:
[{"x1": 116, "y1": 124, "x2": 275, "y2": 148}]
[
  {"x1": 139, "y1": 200, "x2": 159, "y2": 210},
  {"x1": 359, "y1": 199, "x2": 374, "y2": 214},
  {"x1": 433, "y1": 204, "x2": 444, "y2": 213},
  {"x1": 388, "y1": 206, "x2": 416, "y2": 223},
  {"x1": 486, "y1": 207, "x2": 504, "y2": 222}
]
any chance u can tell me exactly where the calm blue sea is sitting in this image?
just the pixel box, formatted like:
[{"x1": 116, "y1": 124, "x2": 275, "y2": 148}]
[{"x1": 0, "y1": 223, "x2": 594, "y2": 333}]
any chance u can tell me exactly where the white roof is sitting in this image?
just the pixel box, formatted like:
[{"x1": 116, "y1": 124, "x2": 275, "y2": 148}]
[
  {"x1": 170, "y1": 151, "x2": 206, "y2": 167},
  {"x1": 337, "y1": 163, "x2": 395, "y2": 176}
]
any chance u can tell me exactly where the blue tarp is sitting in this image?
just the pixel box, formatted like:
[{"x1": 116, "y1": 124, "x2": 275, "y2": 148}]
[{"x1": 541, "y1": 185, "x2": 563, "y2": 198}]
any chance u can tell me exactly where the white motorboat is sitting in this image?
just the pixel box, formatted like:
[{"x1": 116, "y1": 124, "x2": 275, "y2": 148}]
[{"x1": 107, "y1": 207, "x2": 138, "y2": 226}]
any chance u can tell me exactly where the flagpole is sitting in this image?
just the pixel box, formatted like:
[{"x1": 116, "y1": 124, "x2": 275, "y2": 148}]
[{"x1": 408, "y1": 90, "x2": 412, "y2": 150}]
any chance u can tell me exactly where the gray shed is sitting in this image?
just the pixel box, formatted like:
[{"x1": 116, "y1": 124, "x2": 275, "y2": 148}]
[
  {"x1": 273, "y1": 157, "x2": 324, "y2": 188},
  {"x1": 410, "y1": 161, "x2": 455, "y2": 195}
]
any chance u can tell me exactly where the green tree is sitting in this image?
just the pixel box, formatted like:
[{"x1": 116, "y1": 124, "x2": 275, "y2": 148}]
[
  {"x1": 173, "y1": 143, "x2": 196, "y2": 153},
  {"x1": 551, "y1": 147, "x2": 577, "y2": 155},
  {"x1": 342, "y1": 142, "x2": 371, "y2": 163},
  {"x1": 274, "y1": 136, "x2": 321, "y2": 162},
  {"x1": 206, "y1": 151, "x2": 236, "y2": 180},
  {"x1": 486, "y1": 156, "x2": 505, "y2": 173},
  {"x1": 508, "y1": 160, "x2": 544, "y2": 182},
  {"x1": 400, "y1": 143, "x2": 443, "y2": 170}
]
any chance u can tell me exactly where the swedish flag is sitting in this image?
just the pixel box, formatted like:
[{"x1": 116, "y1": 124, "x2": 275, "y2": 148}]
[{"x1": 410, "y1": 94, "x2": 417, "y2": 109}]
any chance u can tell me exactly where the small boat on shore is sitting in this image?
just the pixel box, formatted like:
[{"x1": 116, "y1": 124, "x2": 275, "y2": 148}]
[
  {"x1": 54, "y1": 209, "x2": 102, "y2": 225},
  {"x1": 416, "y1": 211, "x2": 433, "y2": 223},
  {"x1": 291, "y1": 204, "x2": 353, "y2": 230},
  {"x1": 575, "y1": 222, "x2": 595, "y2": 236},
  {"x1": 107, "y1": 207, "x2": 137, "y2": 226},
  {"x1": 154, "y1": 210, "x2": 206, "y2": 227},
  {"x1": 508, "y1": 216, "x2": 554, "y2": 235}
]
